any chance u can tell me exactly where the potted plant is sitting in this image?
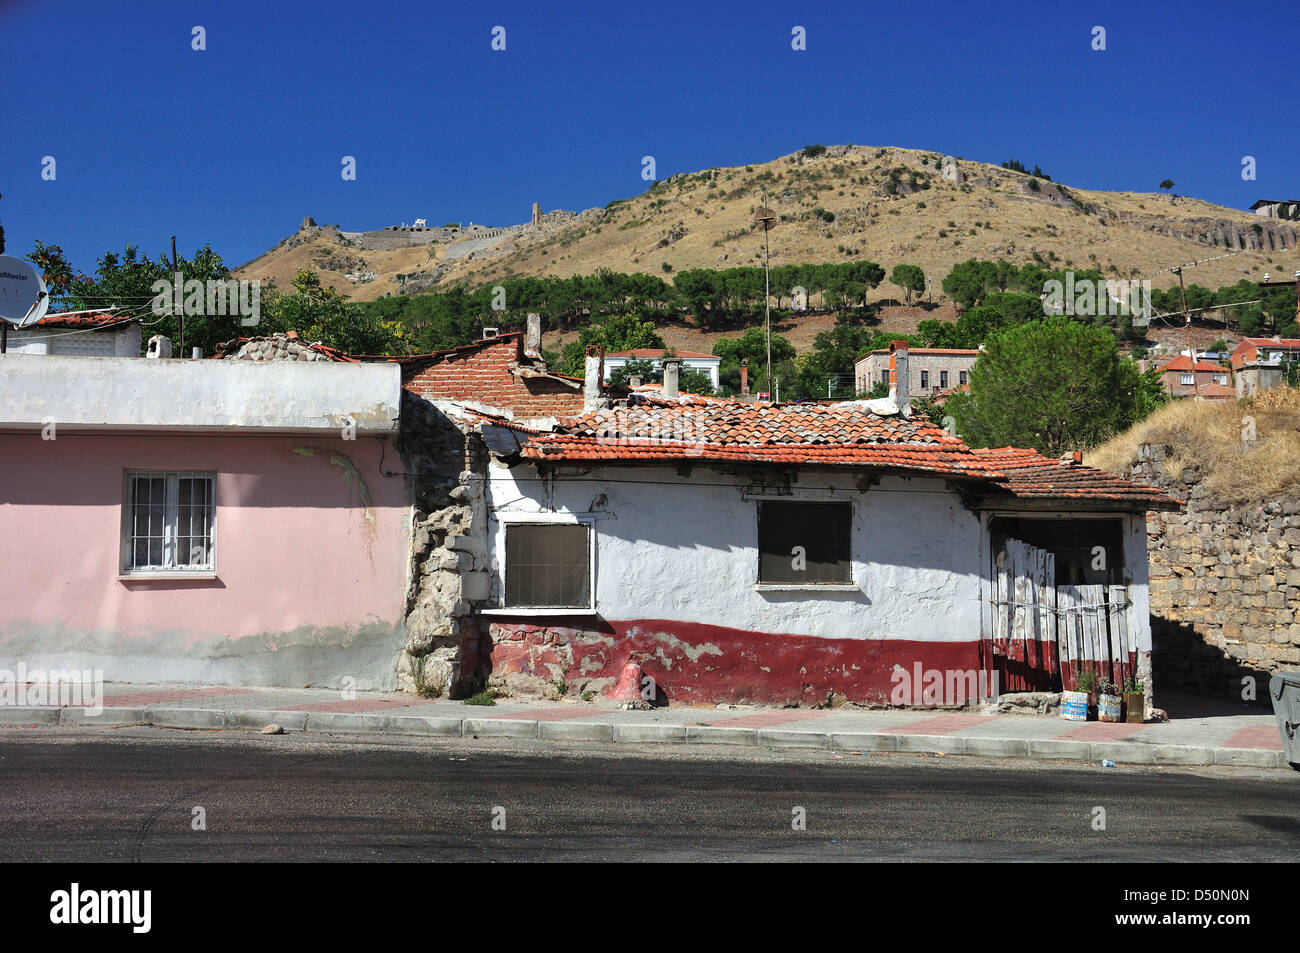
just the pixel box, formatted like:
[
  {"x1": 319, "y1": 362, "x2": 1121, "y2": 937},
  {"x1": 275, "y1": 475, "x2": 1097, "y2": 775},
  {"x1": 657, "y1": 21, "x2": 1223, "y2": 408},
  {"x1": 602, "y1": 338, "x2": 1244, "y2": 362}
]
[
  {"x1": 1123, "y1": 677, "x2": 1145, "y2": 724},
  {"x1": 1097, "y1": 678, "x2": 1122, "y2": 722},
  {"x1": 1061, "y1": 668, "x2": 1094, "y2": 721}
]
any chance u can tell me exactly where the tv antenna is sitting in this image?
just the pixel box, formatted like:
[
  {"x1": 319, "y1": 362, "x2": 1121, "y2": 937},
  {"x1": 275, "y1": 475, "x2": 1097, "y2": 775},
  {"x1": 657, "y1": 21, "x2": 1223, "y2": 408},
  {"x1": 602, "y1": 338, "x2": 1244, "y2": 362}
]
[{"x1": 754, "y1": 195, "x2": 778, "y2": 401}]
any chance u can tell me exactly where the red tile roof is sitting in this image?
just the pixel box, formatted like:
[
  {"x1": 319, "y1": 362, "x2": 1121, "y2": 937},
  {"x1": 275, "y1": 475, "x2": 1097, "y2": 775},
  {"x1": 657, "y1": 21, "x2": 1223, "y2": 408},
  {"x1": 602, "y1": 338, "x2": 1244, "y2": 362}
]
[
  {"x1": 971, "y1": 448, "x2": 1182, "y2": 508},
  {"x1": 1193, "y1": 382, "x2": 1237, "y2": 399},
  {"x1": 1156, "y1": 354, "x2": 1225, "y2": 374},
  {"x1": 524, "y1": 401, "x2": 1002, "y2": 475},
  {"x1": 397, "y1": 332, "x2": 586, "y2": 419},
  {"x1": 31, "y1": 312, "x2": 136, "y2": 329},
  {"x1": 509, "y1": 401, "x2": 1179, "y2": 508}
]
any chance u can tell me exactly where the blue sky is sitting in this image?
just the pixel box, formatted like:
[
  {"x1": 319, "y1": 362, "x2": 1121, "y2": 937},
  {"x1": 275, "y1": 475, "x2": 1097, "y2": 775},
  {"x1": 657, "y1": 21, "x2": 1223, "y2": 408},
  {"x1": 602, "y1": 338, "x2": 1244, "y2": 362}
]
[{"x1": 2, "y1": 0, "x2": 1297, "y2": 275}]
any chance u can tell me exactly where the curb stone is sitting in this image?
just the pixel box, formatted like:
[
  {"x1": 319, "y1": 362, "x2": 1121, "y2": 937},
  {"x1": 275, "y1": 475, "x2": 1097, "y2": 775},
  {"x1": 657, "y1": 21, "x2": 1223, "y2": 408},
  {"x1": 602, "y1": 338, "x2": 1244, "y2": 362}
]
[
  {"x1": 149, "y1": 708, "x2": 228, "y2": 730},
  {"x1": 6, "y1": 706, "x2": 1288, "y2": 770}
]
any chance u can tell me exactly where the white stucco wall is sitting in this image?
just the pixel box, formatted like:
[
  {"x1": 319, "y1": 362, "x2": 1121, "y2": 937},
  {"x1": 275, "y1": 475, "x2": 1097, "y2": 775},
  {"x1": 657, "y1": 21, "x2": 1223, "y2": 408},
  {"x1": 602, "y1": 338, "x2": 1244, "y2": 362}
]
[
  {"x1": 602, "y1": 356, "x2": 721, "y2": 388},
  {"x1": 484, "y1": 462, "x2": 987, "y2": 643},
  {"x1": 0, "y1": 354, "x2": 401, "y2": 433}
]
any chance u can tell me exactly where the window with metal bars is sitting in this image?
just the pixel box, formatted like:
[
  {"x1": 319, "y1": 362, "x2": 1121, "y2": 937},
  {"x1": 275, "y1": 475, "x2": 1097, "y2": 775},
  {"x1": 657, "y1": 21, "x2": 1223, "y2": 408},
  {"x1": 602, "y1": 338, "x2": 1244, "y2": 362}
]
[
  {"x1": 122, "y1": 471, "x2": 216, "y2": 573},
  {"x1": 503, "y1": 522, "x2": 591, "y2": 608}
]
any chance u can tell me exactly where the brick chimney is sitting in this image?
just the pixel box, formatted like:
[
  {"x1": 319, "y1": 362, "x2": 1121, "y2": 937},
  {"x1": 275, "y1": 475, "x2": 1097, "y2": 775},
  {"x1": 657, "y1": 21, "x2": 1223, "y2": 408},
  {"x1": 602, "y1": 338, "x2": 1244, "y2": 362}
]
[
  {"x1": 584, "y1": 345, "x2": 604, "y2": 410},
  {"x1": 524, "y1": 312, "x2": 542, "y2": 358},
  {"x1": 740, "y1": 359, "x2": 749, "y2": 397},
  {"x1": 662, "y1": 358, "x2": 681, "y2": 398},
  {"x1": 889, "y1": 340, "x2": 910, "y2": 416}
]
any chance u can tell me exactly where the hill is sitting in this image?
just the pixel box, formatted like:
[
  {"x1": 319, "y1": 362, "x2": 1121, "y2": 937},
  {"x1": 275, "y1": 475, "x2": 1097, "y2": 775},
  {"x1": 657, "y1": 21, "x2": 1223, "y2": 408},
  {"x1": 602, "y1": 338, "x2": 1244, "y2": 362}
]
[{"x1": 235, "y1": 144, "x2": 1298, "y2": 311}]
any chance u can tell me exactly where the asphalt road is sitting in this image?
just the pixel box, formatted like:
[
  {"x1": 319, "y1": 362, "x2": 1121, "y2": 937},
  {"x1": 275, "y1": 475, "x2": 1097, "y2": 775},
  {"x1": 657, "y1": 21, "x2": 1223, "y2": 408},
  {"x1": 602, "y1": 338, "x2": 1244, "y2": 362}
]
[{"x1": 0, "y1": 728, "x2": 1296, "y2": 862}]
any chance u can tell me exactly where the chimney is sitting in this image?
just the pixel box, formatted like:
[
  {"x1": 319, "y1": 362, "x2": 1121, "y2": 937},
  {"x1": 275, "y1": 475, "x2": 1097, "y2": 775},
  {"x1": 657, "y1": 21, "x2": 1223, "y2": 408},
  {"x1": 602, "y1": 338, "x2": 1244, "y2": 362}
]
[
  {"x1": 146, "y1": 335, "x2": 173, "y2": 359},
  {"x1": 740, "y1": 359, "x2": 749, "y2": 397},
  {"x1": 524, "y1": 312, "x2": 542, "y2": 358},
  {"x1": 1072, "y1": 450, "x2": 1082, "y2": 464},
  {"x1": 662, "y1": 358, "x2": 680, "y2": 399},
  {"x1": 584, "y1": 345, "x2": 604, "y2": 409},
  {"x1": 889, "y1": 340, "x2": 910, "y2": 415},
  {"x1": 628, "y1": 375, "x2": 642, "y2": 389}
]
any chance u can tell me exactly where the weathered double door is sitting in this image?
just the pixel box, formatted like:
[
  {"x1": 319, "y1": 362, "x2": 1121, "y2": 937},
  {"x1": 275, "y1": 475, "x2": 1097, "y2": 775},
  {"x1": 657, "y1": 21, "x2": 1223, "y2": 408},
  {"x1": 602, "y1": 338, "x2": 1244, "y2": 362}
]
[{"x1": 988, "y1": 538, "x2": 1134, "y2": 693}]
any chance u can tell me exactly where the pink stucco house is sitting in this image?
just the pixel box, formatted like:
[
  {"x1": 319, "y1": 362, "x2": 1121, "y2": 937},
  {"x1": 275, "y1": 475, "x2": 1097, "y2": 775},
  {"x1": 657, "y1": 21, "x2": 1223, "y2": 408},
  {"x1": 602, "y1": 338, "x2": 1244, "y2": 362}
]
[{"x1": 0, "y1": 352, "x2": 410, "y2": 689}]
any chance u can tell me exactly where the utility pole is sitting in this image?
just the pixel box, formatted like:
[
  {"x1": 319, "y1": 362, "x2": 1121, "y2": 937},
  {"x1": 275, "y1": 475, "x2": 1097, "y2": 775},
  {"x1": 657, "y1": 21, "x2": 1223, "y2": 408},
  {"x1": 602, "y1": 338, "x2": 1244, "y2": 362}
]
[
  {"x1": 1174, "y1": 266, "x2": 1197, "y2": 397},
  {"x1": 171, "y1": 235, "x2": 183, "y2": 356}
]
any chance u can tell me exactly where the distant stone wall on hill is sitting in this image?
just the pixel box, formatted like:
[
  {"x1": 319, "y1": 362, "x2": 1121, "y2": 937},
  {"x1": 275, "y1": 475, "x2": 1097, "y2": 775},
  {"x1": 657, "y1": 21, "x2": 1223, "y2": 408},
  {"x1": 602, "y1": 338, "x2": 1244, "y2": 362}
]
[{"x1": 1126, "y1": 444, "x2": 1300, "y2": 700}]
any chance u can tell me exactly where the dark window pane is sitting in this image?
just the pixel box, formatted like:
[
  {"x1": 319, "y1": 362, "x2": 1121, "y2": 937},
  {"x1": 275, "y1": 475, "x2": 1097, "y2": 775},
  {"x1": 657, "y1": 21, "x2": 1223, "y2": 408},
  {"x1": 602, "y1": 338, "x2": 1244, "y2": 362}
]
[
  {"x1": 758, "y1": 502, "x2": 851, "y2": 584},
  {"x1": 505, "y1": 524, "x2": 591, "y2": 607}
]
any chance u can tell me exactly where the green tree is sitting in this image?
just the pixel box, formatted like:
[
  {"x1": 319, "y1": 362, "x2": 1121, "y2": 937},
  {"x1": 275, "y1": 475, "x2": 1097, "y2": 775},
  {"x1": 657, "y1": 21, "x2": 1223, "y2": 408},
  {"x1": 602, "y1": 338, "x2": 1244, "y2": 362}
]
[
  {"x1": 266, "y1": 268, "x2": 404, "y2": 354},
  {"x1": 677, "y1": 367, "x2": 716, "y2": 396},
  {"x1": 947, "y1": 317, "x2": 1141, "y2": 455},
  {"x1": 890, "y1": 263, "x2": 926, "y2": 305},
  {"x1": 941, "y1": 259, "x2": 997, "y2": 312},
  {"x1": 1159, "y1": 179, "x2": 1174, "y2": 193},
  {"x1": 713, "y1": 327, "x2": 795, "y2": 395},
  {"x1": 608, "y1": 358, "x2": 658, "y2": 387},
  {"x1": 28, "y1": 240, "x2": 269, "y2": 355}
]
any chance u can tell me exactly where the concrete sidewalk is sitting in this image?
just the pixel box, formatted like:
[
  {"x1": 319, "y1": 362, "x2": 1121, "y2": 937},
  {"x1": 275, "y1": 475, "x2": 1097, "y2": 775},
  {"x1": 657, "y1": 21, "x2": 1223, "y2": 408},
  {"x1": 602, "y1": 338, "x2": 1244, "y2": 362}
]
[{"x1": 0, "y1": 683, "x2": 1291, "y2": 770}]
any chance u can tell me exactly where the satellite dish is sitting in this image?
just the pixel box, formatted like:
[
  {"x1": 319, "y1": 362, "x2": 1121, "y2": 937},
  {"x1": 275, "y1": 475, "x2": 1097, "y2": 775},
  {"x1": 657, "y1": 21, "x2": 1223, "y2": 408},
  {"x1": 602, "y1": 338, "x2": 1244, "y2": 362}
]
[{"x1": 0, "y1": 256, "x2": 50, "y2": 328}]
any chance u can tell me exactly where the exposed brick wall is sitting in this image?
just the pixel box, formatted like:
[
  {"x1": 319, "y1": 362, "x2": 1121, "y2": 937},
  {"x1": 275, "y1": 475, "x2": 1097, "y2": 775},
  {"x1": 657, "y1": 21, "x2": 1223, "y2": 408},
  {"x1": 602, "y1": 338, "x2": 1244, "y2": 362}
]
[{"x1": 403, "y1": 336, "x2": 584, "y2": 420}]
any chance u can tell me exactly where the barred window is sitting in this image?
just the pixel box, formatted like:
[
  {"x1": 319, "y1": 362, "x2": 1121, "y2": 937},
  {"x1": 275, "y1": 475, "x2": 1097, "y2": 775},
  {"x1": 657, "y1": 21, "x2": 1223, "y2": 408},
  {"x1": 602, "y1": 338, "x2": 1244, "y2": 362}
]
[
  {"x1": 504, "y1": 523, "x2": 591, "y2": 608},
  {"x1": 122, "y1": 472, "x2": 216, "y2": 573}
]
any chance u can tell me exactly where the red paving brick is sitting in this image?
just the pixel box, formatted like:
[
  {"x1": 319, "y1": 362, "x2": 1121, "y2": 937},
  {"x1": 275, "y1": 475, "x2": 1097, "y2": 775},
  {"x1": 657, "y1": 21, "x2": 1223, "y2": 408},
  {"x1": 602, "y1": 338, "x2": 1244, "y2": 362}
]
[
  {"x1": 1057, "y1": 721, "x2": 1147, "y2": 741},
  {"x1": 101, "y1": 687, "x2": 254, "y2": 708},
  {"x1": 884, "y1": 714, "x2": 998, "y2": 735},
  {"x1": 1221, "y1": 725, "x2": 1283, "y2": 750},
  {"x1": 276, "y1": 697, "x2": 442, "y2": 714},
  {"x1": 707, "y1": 710, "x2": 829, "y2": 729}
]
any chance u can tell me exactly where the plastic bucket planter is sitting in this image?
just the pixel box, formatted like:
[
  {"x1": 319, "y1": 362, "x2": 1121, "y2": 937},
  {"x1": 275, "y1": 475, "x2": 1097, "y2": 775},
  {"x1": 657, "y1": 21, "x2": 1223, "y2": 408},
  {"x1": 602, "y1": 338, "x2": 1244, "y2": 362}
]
[
  {"x1": 1061, "y1": 691, "x2": 1089, "y2": 721},
  {"x1": 1098, "y1": 693, "x2": 1122, "y2": 722}
]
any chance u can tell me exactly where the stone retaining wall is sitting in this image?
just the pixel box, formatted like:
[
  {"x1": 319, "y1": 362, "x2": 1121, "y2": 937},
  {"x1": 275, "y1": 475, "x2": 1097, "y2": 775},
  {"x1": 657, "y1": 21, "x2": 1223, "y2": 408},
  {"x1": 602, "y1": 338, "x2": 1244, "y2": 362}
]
[{"x1": 1126, "y1": 444, "x2": 1300, "y2": 699}]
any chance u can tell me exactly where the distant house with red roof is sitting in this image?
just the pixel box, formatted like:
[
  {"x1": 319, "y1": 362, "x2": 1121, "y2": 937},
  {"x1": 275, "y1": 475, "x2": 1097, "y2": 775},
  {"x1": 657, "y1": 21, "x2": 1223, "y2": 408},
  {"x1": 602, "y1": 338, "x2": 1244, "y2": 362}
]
[
  {"x1": 1229, "y1": 336, "x2": 1300, "y2": 371},
  {"x1": 1154, "y1": 353, "x2": 1231, "y2": 399},
  {"x1": 602, "y1": 347, "x2": 720, "y2": 389},
  {"x1": 2, "y1": 311, "x2": 141, "y2": 357},
  {"x1": 855, "y1": 345, "x2": 979, "y2": 396}
]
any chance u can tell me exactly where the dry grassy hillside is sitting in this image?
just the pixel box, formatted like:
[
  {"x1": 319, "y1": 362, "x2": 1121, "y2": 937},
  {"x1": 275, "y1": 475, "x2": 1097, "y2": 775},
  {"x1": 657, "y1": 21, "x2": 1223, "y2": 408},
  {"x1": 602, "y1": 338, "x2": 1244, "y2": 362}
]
[
  {"x1": 1091, "y1": 387, "x2": 1300, "y2": 504},
  {"x1": 236, "y1": 145, "x2": 1297, "y2": 308}
]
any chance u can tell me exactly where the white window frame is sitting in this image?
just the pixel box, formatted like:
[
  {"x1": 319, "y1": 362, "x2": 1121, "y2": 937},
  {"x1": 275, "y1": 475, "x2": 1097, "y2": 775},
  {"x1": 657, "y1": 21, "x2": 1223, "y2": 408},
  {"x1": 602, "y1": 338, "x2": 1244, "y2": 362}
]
[
  {"x1": 1180, "y1": 373, "x2": 1194, "y2": 386},
  {"x1": 484, "y1": 512, "x2": 598, "y2": 615},
  {"x1": 120, "y1": 470, "x2": 217, "y2": 578}
]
